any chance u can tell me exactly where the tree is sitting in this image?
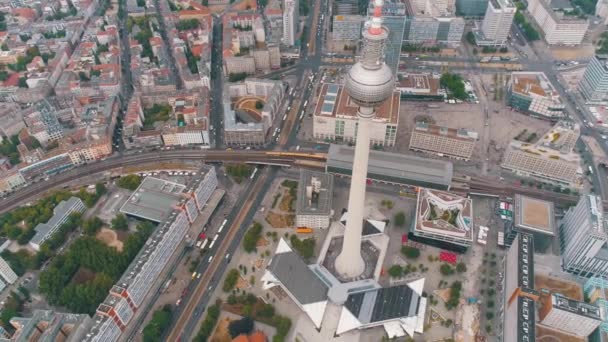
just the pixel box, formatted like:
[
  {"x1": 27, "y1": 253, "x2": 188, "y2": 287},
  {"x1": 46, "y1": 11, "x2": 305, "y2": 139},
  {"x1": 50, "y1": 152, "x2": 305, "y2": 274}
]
[
  {"x1": 255, "y1": 101, "x2": 264, "y2": 110},
  {"x1": 228, "y1": 72, "x2": 248, "y2": 82},
  {"x1": 83, "y1": 217, "x2": 104, "y2": 236},
  {"x1": 440, "y1": 73, "x2": 467, "y2": 100},
  {"x1": 226, "y1": 164, "x2": 253, "y2": 184},
  {"x1": 394, "y1": 211, "x2": 406, "y2": 227},
  {"x1": 456, "y1": 262, "x2": 467, "y2": 273},
  {"x1": 111, "y1": 213, "x2": 129, "y2": 230},
  {"x1": 440, "y1": 264, "x2": 455, "y2": 276},
  {"x1": 388, "y1": 265, "x2": 403, "y2": 278},
  {"x1": 117, "y1": 174, "x2": 142, "y2": 190},
  {"x1": 401, "y1": 246, "x2": 420, "y2": 259},
  {"x1": 228, "y1": 316, "x2": 254, "y2": 338},
  {"x1": 290, "y1": 235, "x2": 315, "y2": 261},
  {"x1": 223, "y1": 269, "x2": 240, "y2": 292},
  {"x1": 18, "y1": 77, "x2": 28, "y2": 88},
  {"x1": 143, "y1": 305, "x2": 173, "y2": 342},
  {"x1": 242, "y1": 222, "x2": 263, "y2": 253}
]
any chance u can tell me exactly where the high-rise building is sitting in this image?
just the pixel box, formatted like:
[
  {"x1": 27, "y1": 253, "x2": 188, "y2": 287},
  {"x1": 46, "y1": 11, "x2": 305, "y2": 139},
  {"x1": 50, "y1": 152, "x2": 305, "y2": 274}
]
[
  {"x1": 334, "y1": 0, "x2": 395, "y2": 279},
  {"x1": 579, "y1": 54, "x2": 608, "y2": 103},
  {"x1": 584, "y1": 276, "x2": 608, "y2": 336},
  {"x1": 527, "y1": 0, "x2": 589, "y2": 45},
  {"x1": 561, "y1": 195, "x2": 608, "y2": 278},
  {"x1": 282, "y1": 0, "x2": 299, "y2": 46},
  {"x1": 403, "y1": 16, "x2": 465, "y2": 47},
  {"x1": 456, "y1": 0, "x2": 489, "y2": 16},
  {"x1": 507, "y1": 71, "x2": 565, "y2": 120},
  {"x1": 369, "y1": 1, "x2": 407, "y2": 75},
  {"x1": 476, "y1": 0, "x2": 516, "y2": 46},
  {"x1": 408, "y1": 122, "x2": 477, "y2": 161},
  {"x1": 332, "y1": 15, "x2": 364, "y2": 41}
]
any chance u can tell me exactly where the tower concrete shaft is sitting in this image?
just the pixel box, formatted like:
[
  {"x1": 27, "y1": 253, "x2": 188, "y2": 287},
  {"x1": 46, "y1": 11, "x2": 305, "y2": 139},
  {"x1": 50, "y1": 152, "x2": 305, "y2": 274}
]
[
  {"x1": 334, "y1": 109, "x2": 373, "y2": 278},
  {"x1": 335, "y1": 0, "x2": 394, "y2": 279}
]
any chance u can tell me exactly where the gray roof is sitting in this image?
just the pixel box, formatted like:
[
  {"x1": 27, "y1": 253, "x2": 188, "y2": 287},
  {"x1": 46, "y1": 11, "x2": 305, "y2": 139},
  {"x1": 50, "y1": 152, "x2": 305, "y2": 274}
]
[
  {"x1": 31, "y1": 197, "x2": 84, "y2": 246},
  {"x1": 344, "y1": 284, "x2": 420, "y2": 324},
  {"x1": 296, "y1": 170, "x2": 334, "y2": 216},
  {"x1": 119, "y1": 177, "x2": 186, "y2": 222},
  {"x1": 268, "y1": 251, "x2": 328, "y2": 304},
  {"x1": 326, "y1": 144, "x2": 453, "y2": 188}
]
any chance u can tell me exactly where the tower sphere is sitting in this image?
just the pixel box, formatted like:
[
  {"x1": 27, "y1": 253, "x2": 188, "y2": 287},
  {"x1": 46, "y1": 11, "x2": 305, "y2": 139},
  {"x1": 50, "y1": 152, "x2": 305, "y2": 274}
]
[{"x1": 345, "y1": 62, "x2": 394, "y2": 108}]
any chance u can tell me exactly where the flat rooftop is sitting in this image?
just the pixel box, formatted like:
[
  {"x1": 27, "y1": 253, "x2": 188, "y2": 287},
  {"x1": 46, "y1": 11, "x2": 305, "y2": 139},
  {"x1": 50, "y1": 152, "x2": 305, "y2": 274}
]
[
  {"x1": 296, "y1": 170, "x2": 334, "y2": 217},
  {"x1": 344, "y1": 283, "x2": 421, "y2": 324},
  {"x1": 314, "y1": 83, "x2": 400, "y2": 124},
  {"x1": 514, "y1": 194, "x2": 556, "y2": 236},
  {"x1": 536, "y1": 324, "x2": 585, "y2": 342},
  {"x1": 119, "y1": 177, "x2": 186, "y2": 222},
  {"x1": 326, "y1": 144, "x2": 453, "y2": 189},
  {"x1": 511, "y1": 72, "x2": 561, "y2": 102},
  {"x1": 414, "y1": 188, "x2": 473, "y2": 241},
  {"x1": 397, "y1": 73, "x2": 440, "y2": 95},
  {"x1": 413, "y1": 121, "x2": 478, "y2": 142}
]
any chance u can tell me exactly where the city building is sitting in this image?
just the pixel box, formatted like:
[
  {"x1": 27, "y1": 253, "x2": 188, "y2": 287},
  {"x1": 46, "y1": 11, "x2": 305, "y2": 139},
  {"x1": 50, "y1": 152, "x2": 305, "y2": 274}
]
[
  {"x1": 561, "y1": 194, "x2": 608, "y2": 278},
  {"x1": 474, "y1": 0, "x2": 516, "y2": 46},
  {"x1": 538, "y1": 293, "x2": 602, "y2": 337},
  {"x1": 403, "y1": 16, "x2": 465, "y2": 47},
  {"x1": 282, "y1": 0, "x2": 299, "y2": 46},
  {"x1": 396, "y1": 73, "x2": 445, "y2": 101},
  {"x1": 332, "y1": 15, "x2": 364, "y2": 41},
  {"x1": 161, "y1": 125, "x2": 210, "y2": 147},
  {"x1": 501, "y1": 121, "x2": 581, "y2": 188},
  {"x1": 6, "y1": 310, "x2": 92, "y2": 342},
  {"x1": 527, "y1": 0, "x2": 589, "y2": 45},
  {"x1": 507, "y1": 72, "x2": 565, "y2": 120},
  {"x1": 84, "y1": 167, "x2": 219, "y2": 342},
  {"x1": 334, "y1": 0, "x2": 361, "y2": 14},
  {"x1": 411, "y1": 188, "x2": 474, "y2": 249},
  {"x1": 501, "y1": 232, "x2": 538, "y2": 342},
  {"x1": 584, "y1": 276, "x2": 608, "y2": 337},
  {"x1": 579, "y1": 54, "x2": 608, "y2": 104},
  {"x1": 408, "y1": 121, "x2": 477, "y2": 161},
  {"x1": 326, "y1": 144, "x2": 454, "y2": 190},
  {"x1": 513, "y1": 194, "x2": 556, "y2": 236},
  {"x1": 0, "y1": 170, "x2": 26, "y2": 195},
  {"x1": 456, "y1": 0, "x2": 489, "y2": 16},
  {"x1": 223, "y1": 78, "x2": 284, "y2": 146},
  {"x1": 30, "y1": 197, "x2": 86, "y2": 251},
  {"x1": 120, "y1": 177, "x2": 187, "y2": 223},
  {"x1": 295, "y1": 170, "x2": 334, "y2": 229},
  {"x1": 0, "y1": 256, "x2": 17, "y2": 285},
  {"x1": 312, "y1": 83, "x2": 400, "y2": 147}
]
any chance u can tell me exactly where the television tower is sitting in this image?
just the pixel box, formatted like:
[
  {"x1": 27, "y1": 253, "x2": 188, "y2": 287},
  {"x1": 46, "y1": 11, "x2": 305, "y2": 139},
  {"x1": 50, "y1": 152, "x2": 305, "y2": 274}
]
[{"x1": 334, "y1": 0, "x2": 395, "y2": 278}]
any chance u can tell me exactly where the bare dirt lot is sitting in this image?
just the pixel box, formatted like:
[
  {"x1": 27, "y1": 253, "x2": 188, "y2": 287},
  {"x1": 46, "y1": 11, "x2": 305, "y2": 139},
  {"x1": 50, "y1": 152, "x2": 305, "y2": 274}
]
[
  {"x1": 535, "y1": 274, "x2": 583, "y2": 301},
  {"x1": 211, "y1": 316, "x2": 233, "y2": 342},
  {"x1": 551, "y1": 45, "x2": 595, "y2": 60},
  {"x1": 536, "y1": 324, "x2": 586, "y2": 342},
  {"x1": 96, "y1": 228, "x2": 125, "y2": 252}
]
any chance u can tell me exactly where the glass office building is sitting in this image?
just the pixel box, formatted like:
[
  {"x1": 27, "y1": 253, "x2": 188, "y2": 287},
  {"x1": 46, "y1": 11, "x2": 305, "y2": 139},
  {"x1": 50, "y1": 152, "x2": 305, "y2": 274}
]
[{"x1": 456, "y1": 0, "x2": 489, "y2": 17}]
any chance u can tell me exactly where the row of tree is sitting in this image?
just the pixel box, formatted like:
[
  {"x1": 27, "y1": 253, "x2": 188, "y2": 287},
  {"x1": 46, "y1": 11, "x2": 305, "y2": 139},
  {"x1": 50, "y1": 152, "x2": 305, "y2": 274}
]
[
  {"x1": 242, "y1": 222, "x2": 263, "y2": 253},
  {"x1": 143, "y1": 305, "x2": 173, "y2": 342}
]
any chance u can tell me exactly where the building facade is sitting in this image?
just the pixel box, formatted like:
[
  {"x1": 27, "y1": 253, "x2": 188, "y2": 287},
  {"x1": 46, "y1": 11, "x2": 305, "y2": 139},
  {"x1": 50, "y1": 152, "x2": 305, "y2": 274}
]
[
  {"x1": 579, "y1": 54, "x2": 608, "y2": 103},
  {"x1": 527, "y1": 0, "x2": 589, "y2": 45},
  {"x1": 0, "y1": 256, "x2": 18, "y2": 284},
  {"x1": 477, "y1": 0, "x2": 516, "y2": 46},
  {"x1": 332, "y1": 15, "x2": 364, "y2": 41},
  {"x1": 313, "y1": 83, "x2": 400, "y2": 147},
  {"x1": 539, "y1": 293, "x2": 602, "y2": 337},
  {"x1": 283, "y1": 0, "x2": 299, "y2": 46},
  {"x1": 507, "y1": 72, "x2": 565, "y2": 120},
  {"x1": 409, "y1": 122, "x2": 477, "y2": 161},
  {"x1": 403, "y1": 16, "x2": 465, "y2": 47},
  {"x1": 560, "y1": 195, "x2": 608, "y2": 278}
]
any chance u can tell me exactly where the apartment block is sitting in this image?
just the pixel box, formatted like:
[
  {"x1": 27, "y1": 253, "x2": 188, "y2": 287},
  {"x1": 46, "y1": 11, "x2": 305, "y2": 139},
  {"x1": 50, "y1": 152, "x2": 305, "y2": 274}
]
[
  {"x1": 0, "y1": 170, "x2": 26, "y2": 195},
  {"x1": 527, "y1": 0, "x2": 589, "y2": 45},
  {"x1": 8, "y1": 310, "x2": 92, "y2": 342},
  {"x1": 30, "y1": 197, "x2": 86, "y2": 251},
  {"x1": 508, "y1": 72, "x2": 565, "y2": 119},
  {"x1": 409, "y1": 121, "x2": 477, "y2": 161},
  {"x1": 161, "y1": 125, "x2": 210, "y2": 147},
  {"x1": 313, "y1": 83, "x2": 400, "y2": 147},
  {"x1": 403, "y1": 16, "x2": 465, "y2": 47},
  {"x1": 561, "y1": 195, "x2": 608, "y2": 278},
  {"x1": 579, "y1": 54, "x2": 608, "y2": 103}
]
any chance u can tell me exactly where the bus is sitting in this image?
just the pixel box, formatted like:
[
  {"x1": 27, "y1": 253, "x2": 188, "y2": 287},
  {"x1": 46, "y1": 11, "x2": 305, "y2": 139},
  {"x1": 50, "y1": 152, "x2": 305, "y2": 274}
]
[
  {"x1": 200, "y1": 239, "x2": 209, "y2": 250},
  {"x1": 249, "y1": 167, "x2": 258, "y2": 180}
]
